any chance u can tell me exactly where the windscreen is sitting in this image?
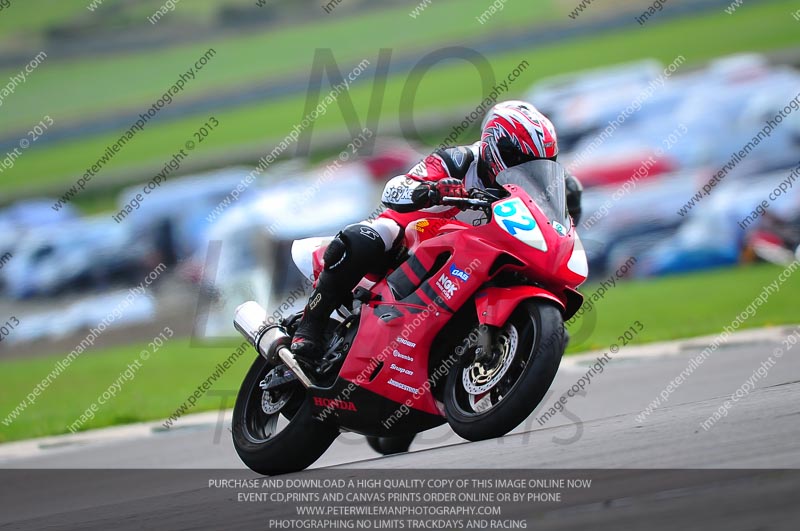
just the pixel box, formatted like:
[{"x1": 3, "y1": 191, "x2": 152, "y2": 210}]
[{"x1": 495, "y1": 160, "x2": 571, "y2": 228}]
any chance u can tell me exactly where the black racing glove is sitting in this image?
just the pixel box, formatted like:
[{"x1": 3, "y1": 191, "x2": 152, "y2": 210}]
[{"x1": 411, "y1": 178, "x2": 468, "y2": 208}]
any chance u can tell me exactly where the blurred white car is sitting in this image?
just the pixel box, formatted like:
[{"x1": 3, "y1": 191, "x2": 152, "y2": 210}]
[
  {"x1": 197, "y1": 160, "x2": 384, "y2": 338},
  {"x1": 0, "y1": 217, "x2": 149, "y2": 299}
]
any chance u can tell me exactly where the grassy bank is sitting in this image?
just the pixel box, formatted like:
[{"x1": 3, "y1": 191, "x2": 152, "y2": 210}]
[{"x1": 3, "y1": 0, "x2": 797, "y2": 195}]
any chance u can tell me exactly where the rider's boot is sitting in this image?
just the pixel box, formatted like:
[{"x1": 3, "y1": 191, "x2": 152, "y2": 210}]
[
  {"x1": 290, "y1": 270, "x2": 344, "y2": 367},
  {"x1": 290, "y1": 225, "x2": 386, "y2": 367}
]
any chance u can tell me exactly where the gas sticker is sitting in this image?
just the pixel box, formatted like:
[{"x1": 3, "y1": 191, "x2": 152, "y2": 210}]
[{"x1": 450, "y1": 264, "x2": 470, "y2": 282}]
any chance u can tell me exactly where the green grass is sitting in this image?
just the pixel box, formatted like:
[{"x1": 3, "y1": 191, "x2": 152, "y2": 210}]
[
  {"x1": 565, "y1": 264, "x2": 800, "y2": 353},
  {"x1": 0, "y1": 337, "x2": 251, "y2": 443},
  {"x1": 0, "y1": 0, "x2": 268, "y2": 49},
  {"x1": 0, "y1": 0, "x2": 558, "y2": 132},
  {"x1": 0, "y1": 263, "x2": 797, "y2": 443},
  {"x1": 3, "y1": 0, "x2": 796, "y2": 196},
  {"x1": 0, "y1": 0, "x2": 99, "y2": 36}
]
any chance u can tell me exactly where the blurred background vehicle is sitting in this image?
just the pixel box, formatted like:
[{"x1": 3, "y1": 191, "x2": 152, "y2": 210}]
[
  {"x1": 745, "y1": 212, "x2": 800, "y2": 265},
  {"x1": 1, "y1": 216, "x2": 151, "y2": 300},
  {"x1": 526, "y1": 58, "x2": 666, "y2": 151}
]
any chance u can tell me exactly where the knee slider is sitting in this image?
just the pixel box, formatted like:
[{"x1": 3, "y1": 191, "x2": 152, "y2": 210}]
[
  {"x1": 322, "y1": 237, "x2": 348, "y2": 271},
  {"x1": 340, "y1": 224, "x2": 386, "y2": 260},
  {"x1": 320, "y1": 225, "x2": 388, "y2": 287},
  {"x1": 322, "y1": 225, "x2": 385, "y2": 274}
]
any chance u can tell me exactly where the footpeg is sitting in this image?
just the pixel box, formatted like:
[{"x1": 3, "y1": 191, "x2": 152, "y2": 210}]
[
  {"x1": 278, "y1": 348, "x2": 313, "y2": 388},
  {"x1": 260, "y1": 366, "x2": 299, "y2": 391}
]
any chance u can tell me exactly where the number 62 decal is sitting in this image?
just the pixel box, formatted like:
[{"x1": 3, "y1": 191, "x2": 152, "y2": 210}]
[{"x1": 493, "y1": 197, "x2": 548, "y2": 252}]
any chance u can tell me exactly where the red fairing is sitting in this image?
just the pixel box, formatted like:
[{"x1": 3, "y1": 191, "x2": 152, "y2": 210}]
[
  {"x1": 475, "y1": 286, "x2": 565, "y2": 328},
  {"x1": 329, "y1": 179, "x2": 586, "y2": 419},
  {"x1": 311, "y1": 246, "x2": 325, "y2": 286}
]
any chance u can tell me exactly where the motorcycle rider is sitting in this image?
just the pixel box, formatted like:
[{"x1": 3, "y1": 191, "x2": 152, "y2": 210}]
[{"x1": 290, "y1": 100, "x2": 583, "y2": 365}]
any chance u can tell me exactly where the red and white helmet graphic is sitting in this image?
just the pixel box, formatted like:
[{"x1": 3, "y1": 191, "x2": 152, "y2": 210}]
[{"x1": 480, "y1": 100, "x2": 559, "y2": 182}]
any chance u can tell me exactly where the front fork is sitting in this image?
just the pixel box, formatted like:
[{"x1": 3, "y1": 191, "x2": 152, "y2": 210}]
[{"x1": 471, "y1": 325, "x2": 495, "y2": 365}]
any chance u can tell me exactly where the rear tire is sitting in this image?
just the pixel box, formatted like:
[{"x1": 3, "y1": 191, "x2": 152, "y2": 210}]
[
  {"x1": 232, "y1": 355, "x2": 338, "y2": 475},
  {"x1": 444, "y1": 300, "x2": 565, "y2": 442}
]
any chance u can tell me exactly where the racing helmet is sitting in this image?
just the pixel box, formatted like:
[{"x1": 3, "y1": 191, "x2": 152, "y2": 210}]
[{"x1": 478, "y1": 100, "x2": 559, "y2": 184}]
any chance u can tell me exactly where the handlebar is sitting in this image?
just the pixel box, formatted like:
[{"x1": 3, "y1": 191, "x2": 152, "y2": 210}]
[
  {"x1": 440, "y1": 197, "x2": 492, "y2": 211},
  {"x1": 440, "y1": 188, "x2": 505, "y2": 211}
]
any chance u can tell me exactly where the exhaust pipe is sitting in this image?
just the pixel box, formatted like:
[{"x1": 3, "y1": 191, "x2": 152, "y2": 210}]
[
  {"x1": 233, "y1": 301, "x2": 270, "y2": 347},
  {"x1": 233, "y1": 301, "x2": 312, "y2": 388}
]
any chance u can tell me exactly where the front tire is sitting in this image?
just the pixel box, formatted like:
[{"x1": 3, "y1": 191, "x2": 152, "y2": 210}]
[
  {"x1": 444, "y1": 300, "x2": 565, "y2": 441},
  {"x1": 232, "y1": 355, "x2": 338, "y2": 475}
]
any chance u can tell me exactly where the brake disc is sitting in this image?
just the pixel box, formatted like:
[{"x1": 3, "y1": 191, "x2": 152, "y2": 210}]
[
  {"x1": 259, "y1": 367, "x2": 294, "y2": 414},
  {"x1": 261, "y1": 389, "x2": 291, "y2": 415},
  {"x1": 462, "y1": 324, "x2": 519, "y2": 395}
]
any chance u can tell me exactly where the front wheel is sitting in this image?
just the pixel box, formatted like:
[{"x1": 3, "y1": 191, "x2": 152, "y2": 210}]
[
  {"x1": 444, "y1": 300, "x2": 566, "y2": 442},
  {"x1": 232, "y1": 355, "x2": 338, "y2": 475}
]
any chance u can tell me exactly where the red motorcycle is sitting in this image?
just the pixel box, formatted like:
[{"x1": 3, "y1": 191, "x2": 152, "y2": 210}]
[{"x1": 232, "y1": 160, "x2": 588, "y2": 475}]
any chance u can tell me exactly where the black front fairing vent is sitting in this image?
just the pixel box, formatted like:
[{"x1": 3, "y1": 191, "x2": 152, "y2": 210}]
[{"x1": 488, "y1": 254, "x2": 525, "y2": 278}]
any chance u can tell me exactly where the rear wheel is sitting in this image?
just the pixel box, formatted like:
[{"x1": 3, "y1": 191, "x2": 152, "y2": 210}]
[
  {"x1": 232, "y1": 354, "x2": 338, "y2": 475},
  {"x1": 444, "y1": 300, "x2": 565, "y2": 441}
]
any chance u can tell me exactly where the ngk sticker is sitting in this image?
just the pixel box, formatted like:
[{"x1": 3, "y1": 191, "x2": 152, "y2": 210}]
[{"x1": 436, "y1": 273, "x2": 457, "y2": 299}]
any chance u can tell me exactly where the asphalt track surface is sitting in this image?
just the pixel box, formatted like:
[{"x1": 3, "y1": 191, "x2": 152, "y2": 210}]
[{"x1": 2, "y1": 327, "x2": 800, "y2": 529}]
